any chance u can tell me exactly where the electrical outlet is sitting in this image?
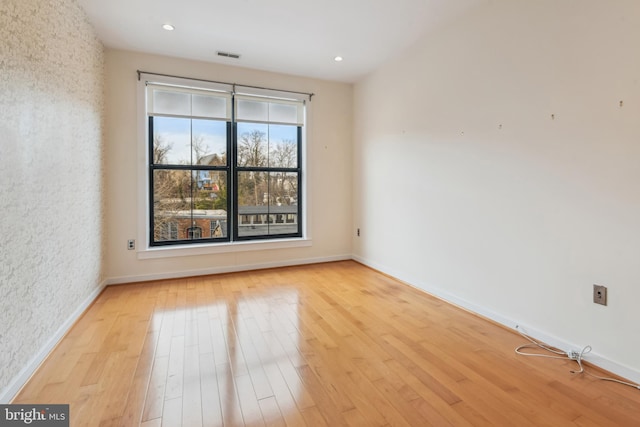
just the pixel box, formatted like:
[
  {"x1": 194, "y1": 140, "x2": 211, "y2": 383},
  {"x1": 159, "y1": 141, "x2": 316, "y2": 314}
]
[
  {"x1": 593, "y1": 284, "x2": 607, "y2": 306},
  {"x1": 127, "y1": 239, "x2": 135, "y2": 250}
]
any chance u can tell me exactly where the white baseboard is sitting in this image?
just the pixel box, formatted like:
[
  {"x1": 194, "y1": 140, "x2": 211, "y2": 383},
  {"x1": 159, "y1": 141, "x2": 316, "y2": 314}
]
[
  {"x1": 352, "y1": 255, "x2": 640, "y2": 386},
  {"x1": 104, "y1": 254, "x2": 352, "y2": 285},
  {"x1": 0, "y1": 282, "x2": 106, "y2": 403}
]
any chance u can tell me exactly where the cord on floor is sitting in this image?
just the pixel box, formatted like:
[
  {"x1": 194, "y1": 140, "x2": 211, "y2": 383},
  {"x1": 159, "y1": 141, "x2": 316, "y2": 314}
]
[{"x1": 514, "y1": 325, "x2": 640, "y2": 391}]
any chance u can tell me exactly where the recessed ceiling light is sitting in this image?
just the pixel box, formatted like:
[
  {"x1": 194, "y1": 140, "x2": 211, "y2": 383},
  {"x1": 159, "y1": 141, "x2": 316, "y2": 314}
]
[
  {"x1": 162, "y1": 24, "x2": 175, "y2": 31},
  {"x1": 334, "y1": 56, "x2": 343, "y2": 62}
]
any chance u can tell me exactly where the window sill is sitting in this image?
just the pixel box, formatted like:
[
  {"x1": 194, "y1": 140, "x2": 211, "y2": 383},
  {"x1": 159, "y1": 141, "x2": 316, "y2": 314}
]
[{"x1": 136, "y1": 237, "x2": 312, "y2": 260}]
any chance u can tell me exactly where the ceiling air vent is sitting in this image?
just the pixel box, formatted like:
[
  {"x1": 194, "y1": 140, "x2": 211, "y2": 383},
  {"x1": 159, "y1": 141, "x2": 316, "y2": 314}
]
[{"x1": 217, "y1": 51, "x2": 241, "y2": 59}]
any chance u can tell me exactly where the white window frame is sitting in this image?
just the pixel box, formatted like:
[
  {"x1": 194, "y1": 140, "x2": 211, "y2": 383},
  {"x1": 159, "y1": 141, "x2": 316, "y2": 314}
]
[{"x1": 136, "y1": 73, "x2": 312, "y2": 259}]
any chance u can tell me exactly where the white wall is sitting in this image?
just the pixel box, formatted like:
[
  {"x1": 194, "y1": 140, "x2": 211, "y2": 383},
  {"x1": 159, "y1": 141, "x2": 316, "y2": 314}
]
[
  {"x1": 104, "y1": 50, "x2": 353, "y2": 282},
  {"x1": 0, "y1": 0, "x2": 104, "y2": 400},
  {"x1": 353, "y1": 0, "x2": 640, "y2": 380}
]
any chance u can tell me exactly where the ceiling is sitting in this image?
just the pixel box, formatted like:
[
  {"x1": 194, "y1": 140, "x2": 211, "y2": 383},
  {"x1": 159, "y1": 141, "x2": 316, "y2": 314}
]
[{"x1": 78, "y1": 0, "x2": 482, "y2": 83}]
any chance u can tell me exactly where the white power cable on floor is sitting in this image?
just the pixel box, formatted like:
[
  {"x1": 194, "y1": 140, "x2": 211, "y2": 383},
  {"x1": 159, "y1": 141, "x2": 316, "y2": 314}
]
[{"x1": 514, "y1": 325, "x2": 640, "y2": 391}]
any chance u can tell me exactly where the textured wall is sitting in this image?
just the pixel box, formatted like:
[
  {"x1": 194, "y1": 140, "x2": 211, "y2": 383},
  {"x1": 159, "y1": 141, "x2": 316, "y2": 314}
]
[{"x1": 0, "y1": 0, "x2": 104, "y2": 397}]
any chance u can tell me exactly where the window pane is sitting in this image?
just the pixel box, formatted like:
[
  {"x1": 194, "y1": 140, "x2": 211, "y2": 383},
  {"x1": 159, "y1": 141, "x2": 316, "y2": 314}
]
[
  {"x1": 152, "y1": 117, "x2": 192, "y2": 165},
  {"x1": 193, "y1": 170, "x2": 227, "y2": 209},
  {"x1": 153, "y1": 169, "x2": 228, "y2": 242},
  {"x1": 268, "y1": 124, "x2": 297, "y2": 168},
  {"x1": 192, "y1": 119, "x2": 227, "y2": 166},
  {"x1": 237, "y1": 171, "x2": 299, "y2": 238},
  {"x1": 237, "y1": 171, "x2": 268, "y2": 237},
  {"x1": 152, "y1": 89, "x2": 191, "y2": 116},
  {"x1": 237, "y1": 171, "x2": 269, "y2": 206},
  {"x1": 237, "y1": 123, "x2": 268, "y2": 167},
  {"x1": 192, "y1": 170, "x2": 228, "y2": 239},
  {"x1": 269, "y1": 171, "x2": 298, "y2": 207},
  {"x1": 153, "y1": 169, "x2": 191, "y2": 242}
]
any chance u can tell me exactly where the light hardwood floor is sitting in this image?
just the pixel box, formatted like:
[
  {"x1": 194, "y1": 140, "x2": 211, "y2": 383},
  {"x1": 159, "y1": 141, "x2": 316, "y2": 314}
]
[{"x1": 13, "y1": 261, "x2": 640, "y2": 426}]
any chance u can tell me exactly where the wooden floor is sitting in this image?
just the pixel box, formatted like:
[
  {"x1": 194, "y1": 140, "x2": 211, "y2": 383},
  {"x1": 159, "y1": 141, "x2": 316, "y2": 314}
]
[{"x1": 13, "y1": 261, "x2": 640, "y2": 426}]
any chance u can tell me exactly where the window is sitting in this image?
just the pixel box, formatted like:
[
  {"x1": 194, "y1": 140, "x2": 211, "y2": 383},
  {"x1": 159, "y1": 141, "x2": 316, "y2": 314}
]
[
  {"x1": 148, "y1": 83, "x2": 231, "y2": 246},
  {"x1": 144, "y1": 75, "x2": 305, "y2": 247},
  {"x1": 234, "y1": 95, "x2": 302, "y2": 240},
  {"x1": 187, "y1": 226, "x2": 202, "y2": 239},
  {"x1": 168, "y1": 222, "x2": 178, "y2": 240},
  {"x1": 158, "y1": 221, "x2": 178, "y2": 240}
]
